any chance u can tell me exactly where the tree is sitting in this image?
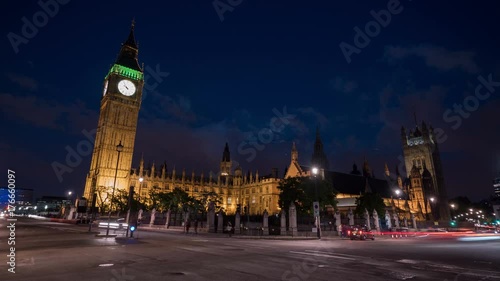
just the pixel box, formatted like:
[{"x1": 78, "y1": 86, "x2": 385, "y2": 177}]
[
  {"x1": 278, "y1": 176, "x2": 337, "y2": 215},
  {"x1": 159, "y1": 188, "x2": 191, "y2": 212},
  {"x1": 95, "y1": 186, "x2": 110, "y2": 213},
  {"x1": 278, "y1": 177, "x2": 308, "y2": 213},
  {"x1": 355, "y1": 192, "x2": 386, "y2": 217},
  {"x1": 198, "y1": 191, "x2": 223, "y2": 212},
  {"x1": 108, "y1": 188, "x2": 144, "y2": 213},
  {"x1": 146, "y1": 187, "x2": 162, "y2": 211}
]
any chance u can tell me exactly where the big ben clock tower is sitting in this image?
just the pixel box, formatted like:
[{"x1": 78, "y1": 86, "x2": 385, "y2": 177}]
[{"x1": 84, "y1": 21, "x2": 144, "y2": 206}]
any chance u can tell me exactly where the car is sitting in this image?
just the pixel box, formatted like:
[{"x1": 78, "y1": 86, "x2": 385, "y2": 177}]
[
  {"x1": 348, "y1": 226, "x2": 375, "y2": 240},
  {"x1": 98, "y1": 218, "x2": 128, "y2": 229}
]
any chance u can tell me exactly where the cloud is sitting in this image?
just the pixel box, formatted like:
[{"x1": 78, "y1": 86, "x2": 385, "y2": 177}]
[
  {"x1": 297, "y1": 107, "x2": 329, "y2": 128},
  {"x1": 145, "y1": 91, "x2": 197, "y2": 124},
  {"x1": 329, "y1": 76, "x2": 358, "y2": 94},
  {"x1": 6, "y1": 73, "x2": 38, "y2": 91},
  {"x1": 0, "y1": 93, "x2": 98, "y2": 133},
  {"x1": 384, "y1": 45, "x2": 479, "y2": 74},
  {"x1": 376, "y1": 85, "x2": 449, "y2": 147}
]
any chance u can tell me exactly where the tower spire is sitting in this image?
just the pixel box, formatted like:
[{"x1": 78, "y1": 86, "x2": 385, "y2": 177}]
[
  {"x1": 291, "y1": 142, "x2": 298, "y2": 162},
  {"x1": 114, "y1": 21, "x2": 141, "y2": 71},
  {"x1": 124, "y1": 19, "x2": 138, "y2": 49},
  {"x1": 311, "y1": 125, "x2": 330, "y2": 170},
  {"x1": 222, "y1": 142, "x2": 230, "y2": 162}
]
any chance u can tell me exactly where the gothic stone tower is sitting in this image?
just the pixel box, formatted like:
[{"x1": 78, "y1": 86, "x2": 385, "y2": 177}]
[
  {"x1": 311, "y1": 126, "x2": 330, "y2": 170},
  {"x1": 220, "y1": 142, "x2": 232, "y2": 176},
  {"x1": 84, "y1": 22, "x2": 144, "y2": 206},
  {"x1": 401, "y1": 120, "x2": 450, "y2": 221}
]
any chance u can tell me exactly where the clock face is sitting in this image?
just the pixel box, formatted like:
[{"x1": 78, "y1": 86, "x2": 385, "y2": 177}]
[
  {"x1": 117, "y1": 80, "x2": 136, "y2": 96},
  {"x1": 103, "y1": 80, "x2": 108, "y2": 96}
]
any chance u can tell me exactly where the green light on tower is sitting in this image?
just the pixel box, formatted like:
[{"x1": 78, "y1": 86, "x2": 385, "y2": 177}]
[{"x1": 105, "y1": 64, "x2": 143, "y2": 81}]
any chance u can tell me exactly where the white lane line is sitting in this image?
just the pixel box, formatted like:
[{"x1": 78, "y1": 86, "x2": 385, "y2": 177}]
[
  {"x1": 289, "y1": 251, "x2": 356, "y2": 260},
  {"x1": 304, "y1": 250, "x2": 360, "y2": 259}
]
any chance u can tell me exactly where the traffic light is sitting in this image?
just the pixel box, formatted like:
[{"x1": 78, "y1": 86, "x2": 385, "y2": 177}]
[
  {"x1": 129, "y1": 225, "x2": 136, "y2": 237},
  {"x1": 450, "y1": 220, "x2": 456, "y2": 227}
]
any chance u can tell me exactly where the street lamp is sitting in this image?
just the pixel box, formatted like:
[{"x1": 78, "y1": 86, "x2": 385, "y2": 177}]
[
  {"x1": 138, "y1": 177, "x2": 144, "y2": 201},
  {"x1": 312, "y1": 167, "x2": 321, "y2": 239},
  {"x1": 429, "y1": 197, "x2": 436, "y2": 222},
  {"x1": 106, "y1": 141, "x2": 124, "y2": 236},
  {"x1": 394, "y1": 189, "x2": 402, "y2": 219}
]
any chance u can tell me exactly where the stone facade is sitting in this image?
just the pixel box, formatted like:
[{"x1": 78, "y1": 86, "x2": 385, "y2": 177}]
[{"x1": 128, "y1": 145, "x2": 282, "y2": 215}]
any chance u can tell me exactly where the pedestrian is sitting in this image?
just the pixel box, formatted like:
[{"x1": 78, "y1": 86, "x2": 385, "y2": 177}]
[
  {"x1": 185, "y1": 219, "x2": 191, "y2": 234},
  {"x1": 226, "y1": 222, "x2": 233, "y2": 237},
  {"x1": 194, "y1": 219, "x2": 198, "y2": 234}
]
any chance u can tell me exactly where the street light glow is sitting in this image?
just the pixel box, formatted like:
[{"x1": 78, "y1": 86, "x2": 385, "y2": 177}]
[
  {"x1": 139, "y1": 177, "x2": 144, "y2": 182},
  {"x1": 312, "y1": 167, "x2": 318, "y2": 175},
  {"x1": 430, "y1": 197, "x2": 435, "y2": 202},
  {"x1": 395, "y1": 189, "x2": 401, "y2": 195}
]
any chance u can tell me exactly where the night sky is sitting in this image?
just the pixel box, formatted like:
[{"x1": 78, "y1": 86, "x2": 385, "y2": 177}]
[{"x1": 1, "y1": 0, "x2": 499, "y2": 202}]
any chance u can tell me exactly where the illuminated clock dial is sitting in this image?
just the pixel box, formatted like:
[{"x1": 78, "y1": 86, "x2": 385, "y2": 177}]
[
  {"x1": 117, "y1": 79, "x2": 136, "y2": 96},
  {"x1": 103, "y1": 80, "x2": 108, "y2": 96}
]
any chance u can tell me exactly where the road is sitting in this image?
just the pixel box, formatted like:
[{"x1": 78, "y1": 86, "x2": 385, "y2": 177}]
[{"x1": 1, "y1": 217, "x2": 499, "y2": 281}]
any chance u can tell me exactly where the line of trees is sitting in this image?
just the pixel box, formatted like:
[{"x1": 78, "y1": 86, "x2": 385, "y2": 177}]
[
  {"x1": 96, "y1": 186, "x2": 223, "y2": 218},
  {"x1": 277, "y1": 176, "x2": 338, "y2": 215}
]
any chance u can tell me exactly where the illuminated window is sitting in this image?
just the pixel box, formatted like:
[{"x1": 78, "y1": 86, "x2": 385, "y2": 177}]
[
  {"x1": 227, "y1": 197, "x2": 232, "y2": 204},
  {"x1": 252, "y1": 196, "x2": 256, "y2": 204}
]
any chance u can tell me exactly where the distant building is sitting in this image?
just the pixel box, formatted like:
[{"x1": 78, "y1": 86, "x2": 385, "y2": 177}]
[
  {"x1": 0, "y1": 187, "x2": 34, "y2": 209},
  {"x1": 494, "y1": 177, "x2": 500, "y2": 198}
]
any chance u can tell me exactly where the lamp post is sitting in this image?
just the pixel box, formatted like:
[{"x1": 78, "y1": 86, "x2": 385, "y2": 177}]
[
  {"x1": 394, "y1": 189, "x2": 402, "y2": 220},
  {"x1": 450, "y1": 203, "x2": 457, "y2": 219},
  {"x1": 105, "y1": 141, "x2": 124, "y2": 236},
  {"x1": 429, "y1": 197, "x2": 436, "y2": 222},
  {"x1": 312, "y1": 167, "x2": 321, "y2": 239},
  {"x1": 138, "y1": 177, "x2": 144, "y2": 201}
]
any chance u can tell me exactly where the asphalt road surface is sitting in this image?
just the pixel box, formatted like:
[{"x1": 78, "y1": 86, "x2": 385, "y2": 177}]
[{"x1": 1, "y1": 217, "x2": 499, "y2": 281}]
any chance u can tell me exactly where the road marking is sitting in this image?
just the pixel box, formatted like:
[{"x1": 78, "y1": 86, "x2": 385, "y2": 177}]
[
  {"x1": 397, "y1": 259, "x2": 421, "y2": 264},
  {"x1": 289, "y1": 251, "x2": 356, "y2": 260},
  {"x1": 192, "y1": 239, "x2": 209, "y2": 242},
  {"x1": 304, "y1": 250, "x2": 360, "y2": 259},
  {"x1": 17, "y1": 257, "x2": 35, "y2": 266}
]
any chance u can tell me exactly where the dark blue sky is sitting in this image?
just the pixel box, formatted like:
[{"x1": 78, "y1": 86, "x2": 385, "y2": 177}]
[{"x1": 1, "y1": 0, "x2": 499, "y2": 202}]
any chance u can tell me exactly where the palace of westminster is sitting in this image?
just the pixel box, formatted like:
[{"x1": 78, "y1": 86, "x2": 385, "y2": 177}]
[{"x1": 83, "y1": 23, "x2": 450, "y2": 221}]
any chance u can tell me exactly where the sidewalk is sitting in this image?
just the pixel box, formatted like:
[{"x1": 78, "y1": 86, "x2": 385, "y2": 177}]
[{"x1": 137, "y1": 225, "x2": 319, "y2": 240}]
